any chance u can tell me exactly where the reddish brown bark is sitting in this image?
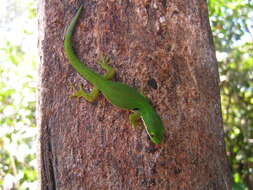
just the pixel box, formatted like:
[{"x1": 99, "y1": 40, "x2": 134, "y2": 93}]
[{"x1": 38, "y1": 0, "x2": 231, "y2": 189}]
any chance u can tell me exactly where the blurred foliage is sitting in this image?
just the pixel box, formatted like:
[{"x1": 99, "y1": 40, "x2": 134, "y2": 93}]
[
  {"x1": 0, "y1": 0, "x2": 252, "y2": 189},
  {"x1": 208, "y1": 0, "x2": 253, "y2": 189},
  {"x1": 0, "y1": 0, "x2": 38, "y2": 189}
]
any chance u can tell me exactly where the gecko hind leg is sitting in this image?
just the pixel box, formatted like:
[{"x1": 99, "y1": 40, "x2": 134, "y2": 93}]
[
  {"x1": 70, "y1": 84, "x2": 100, "y2": 102},
  {"x1": 96, "y1": 56, "x2": 116, "y2": 80},
  {"x1": 70, "y1": 56, "x2": 114, "y2": 102},
  {"x1": 129, "y1": 112, "x2": 141, "y2": 128}
]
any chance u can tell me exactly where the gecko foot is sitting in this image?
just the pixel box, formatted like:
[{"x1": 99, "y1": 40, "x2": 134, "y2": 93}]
[
  {"x1": 69, "y1": 84, "x2": 100, "y2": 102},
  {"x1": 96, "y1": 56, "x2": 116, "y2": 80}
]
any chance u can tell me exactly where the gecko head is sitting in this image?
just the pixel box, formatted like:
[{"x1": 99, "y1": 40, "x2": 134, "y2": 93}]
[{"x1": 140, "y1": 108, "x2": 164, "y2": 144}]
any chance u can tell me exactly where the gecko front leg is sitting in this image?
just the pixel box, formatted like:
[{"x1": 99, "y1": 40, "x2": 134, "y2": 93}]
[{"x1": 129, "y1": 112, "x2": 141, "y2": 128}]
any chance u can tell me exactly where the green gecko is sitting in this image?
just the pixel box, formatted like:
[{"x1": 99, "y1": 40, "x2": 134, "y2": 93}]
[{"x1": 64, "y1": 5, "x2": 164, "y2": 144}]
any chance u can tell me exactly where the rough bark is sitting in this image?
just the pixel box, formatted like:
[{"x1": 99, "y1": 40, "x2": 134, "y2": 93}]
[{"x1": 38, "y1": 0, "x2": 231, "y2": 189}]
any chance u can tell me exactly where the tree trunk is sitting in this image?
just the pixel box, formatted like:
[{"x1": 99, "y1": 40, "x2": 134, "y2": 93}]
[{"x1": 38, "y1": 0, "x2": 231, "y2": 189}]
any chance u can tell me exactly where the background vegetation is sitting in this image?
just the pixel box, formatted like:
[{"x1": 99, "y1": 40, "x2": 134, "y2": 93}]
[
  {"x1": 0, "y1": 0, "x2": 37, "y2": 189},
  {"x1": 0, "y1": 0, "x2": 252, "y2": 189},
  {"x1": 208, "y1": 0, "x2": 253, "y2": 189}
]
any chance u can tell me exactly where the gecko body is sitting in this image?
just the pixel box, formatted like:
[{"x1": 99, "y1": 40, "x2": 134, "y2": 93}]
[{"x1": 64, "y1": 6, "x2": 164, "y2": 144}]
